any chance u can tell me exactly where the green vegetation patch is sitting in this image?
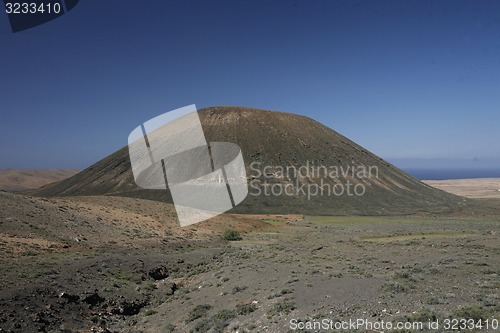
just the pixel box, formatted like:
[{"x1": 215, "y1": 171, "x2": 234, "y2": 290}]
[
  {"x1": 222, "y1": 229, "x2": 242, "y2": 241},
  {"x1": 186, "y1": 304, "x2": 212, "y2": 323}
]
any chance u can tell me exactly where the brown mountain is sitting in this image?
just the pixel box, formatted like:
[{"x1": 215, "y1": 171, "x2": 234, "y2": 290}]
[
  {"x1": 35, "y1": 106, "x2": 464, "y2": 215},
  {"x1": 0, "y1": 168, "x2": 79, "y2": 192}
]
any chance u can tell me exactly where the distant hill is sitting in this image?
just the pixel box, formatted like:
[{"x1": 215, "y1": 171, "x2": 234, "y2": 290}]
[
  {"x1": 0, "y1": 169, "x2": 79, "y2": 192},
  {"x1": 36, "y1": 106, "x2": 463, "y2": 215}
]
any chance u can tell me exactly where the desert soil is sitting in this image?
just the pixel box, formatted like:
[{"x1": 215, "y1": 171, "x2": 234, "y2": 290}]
[
  {"x1": 0, "y1": 169, "x2": 79, "y2": 192},
  {"x1": 0, "y1": 189, "x2": 498, "y2": 332},
  {"x1": 424, "y1": 178, "x2": 500, "y2": 199}
]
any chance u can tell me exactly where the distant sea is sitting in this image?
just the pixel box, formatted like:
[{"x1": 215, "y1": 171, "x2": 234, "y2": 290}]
[{"x1": 403, "y1": 168, "x2": 500, "y2": 180}]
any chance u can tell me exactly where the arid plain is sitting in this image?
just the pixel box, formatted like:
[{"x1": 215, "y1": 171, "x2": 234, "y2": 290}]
[{"x1": 0, "y1": 179, "x2": 498, "y2": 332}]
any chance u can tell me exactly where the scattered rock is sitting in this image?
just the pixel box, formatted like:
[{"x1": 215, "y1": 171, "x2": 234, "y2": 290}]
[
  {"x1": 82, "y1": 292, "x2": 105, "y2": 306},
  {"x1": 58, "y1": 292, "x2": 79, "y2": 303},
  {"x1": 148, "y1": 266, "x2": 169, "y2": 280},
  {"x1": 110, "y1": 300, "x2": 147, "y2": 316}
]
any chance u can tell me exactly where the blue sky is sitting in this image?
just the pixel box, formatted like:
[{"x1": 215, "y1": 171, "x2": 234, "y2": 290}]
[{"x1": 1, "y1": 0, "x2": 499, "y2": 170}]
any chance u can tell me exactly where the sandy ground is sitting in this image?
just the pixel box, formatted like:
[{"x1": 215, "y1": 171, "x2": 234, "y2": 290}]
[{"x1": 423, "y1": 178, "x2": 500, "y2": 199}]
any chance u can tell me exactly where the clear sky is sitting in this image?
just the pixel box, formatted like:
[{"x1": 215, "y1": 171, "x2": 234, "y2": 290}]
[{"x1": 1, "y1": 0, "x2": 499, "y2": 170}]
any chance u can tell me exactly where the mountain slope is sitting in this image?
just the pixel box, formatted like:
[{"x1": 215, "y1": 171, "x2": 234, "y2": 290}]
[{"x1": 36, "y1": 106, "x2": 463, "y2": 215}]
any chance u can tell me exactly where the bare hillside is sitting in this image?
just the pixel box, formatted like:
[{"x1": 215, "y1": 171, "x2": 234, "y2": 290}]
[
  {"x1": 35, "y1": 106, "x2": 463, "y2": 215},
  {"x1": 0, "y1": 168, "x2": 78, "y2": 191}
]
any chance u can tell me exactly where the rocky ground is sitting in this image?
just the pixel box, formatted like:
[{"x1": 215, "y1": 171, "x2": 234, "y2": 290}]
[{"x1": 0, "y1": 191, "x2": 498, "y2": 332}]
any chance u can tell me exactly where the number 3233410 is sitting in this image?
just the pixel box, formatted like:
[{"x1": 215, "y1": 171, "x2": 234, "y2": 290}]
[{"x1": 5, "y1": 2, "x2": 62, "y2": 14}]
